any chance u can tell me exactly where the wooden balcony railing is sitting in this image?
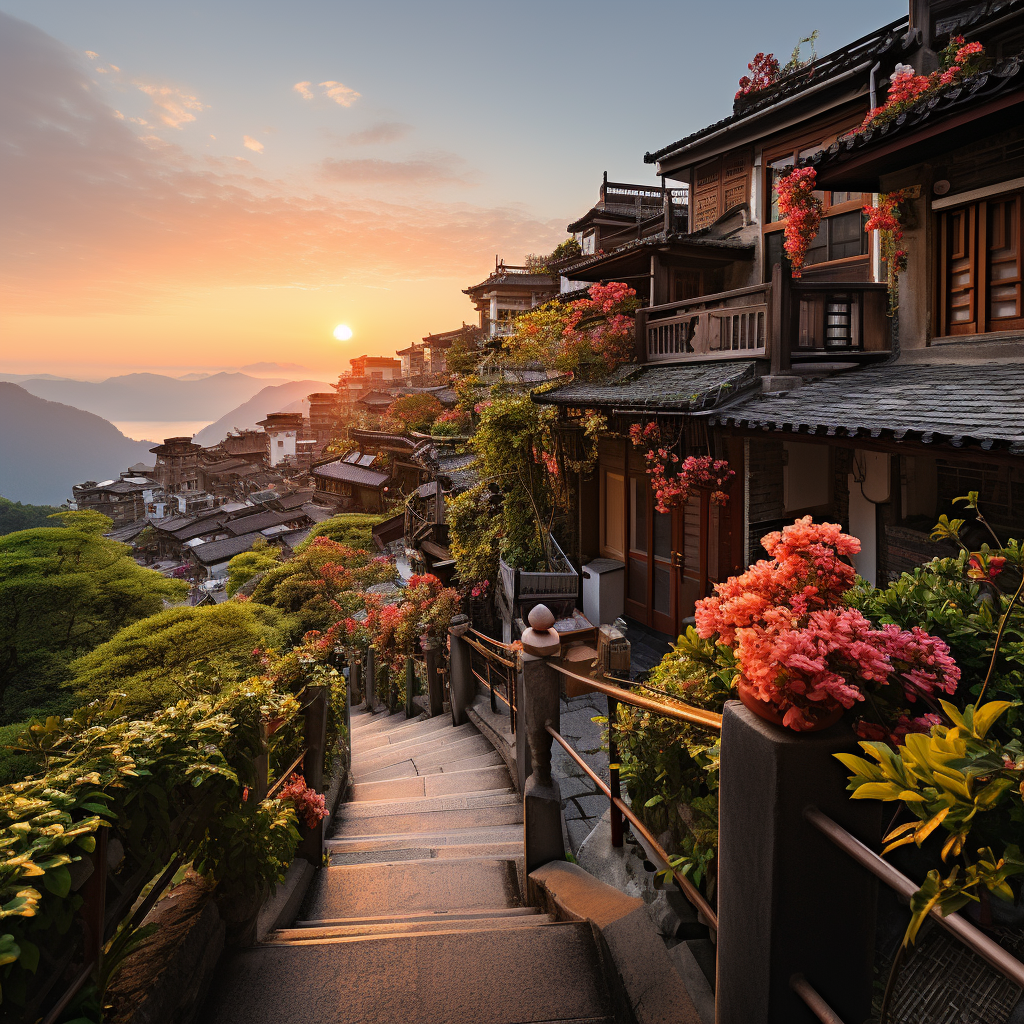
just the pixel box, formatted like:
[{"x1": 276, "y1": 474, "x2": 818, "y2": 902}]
[{"x1": 638, "y1": 267, "x2": 892, "y2": 369}]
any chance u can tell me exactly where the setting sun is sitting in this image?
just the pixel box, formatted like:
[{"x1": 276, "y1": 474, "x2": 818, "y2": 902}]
[{"x1": 333, "y1": 324, "x2": 353, "y2": 341}]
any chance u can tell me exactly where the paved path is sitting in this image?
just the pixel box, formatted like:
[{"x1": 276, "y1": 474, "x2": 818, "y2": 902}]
[{"x1": 204, "y1": 706, "x2": 615, "y2": 1024}]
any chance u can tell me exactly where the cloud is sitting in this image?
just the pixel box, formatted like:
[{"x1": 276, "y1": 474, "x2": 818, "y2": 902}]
[
  {"x1": 346, "y1": 121, "x2": 412, "y2": 146},
  {"x1": 321, "y1": 155, "x2": 470, "y2": 185},
  {"x1": 293, "y1": 80, "x2": 314, "y2": 100},
  {"x1": 135, "y1": 82, "x2": 206, "y2": 128},
  {"x1": 319, "y1": 81, "x2": 360, "y2": 106},
  {"x1": 242, "y1": 135, "x2": 264, "y2": 153},
  {"x1": 0, "y1": 12, "x2": 562, "y2": 318}
]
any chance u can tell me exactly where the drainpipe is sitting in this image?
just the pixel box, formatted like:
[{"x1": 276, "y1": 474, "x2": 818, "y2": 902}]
[{"x1": 868, "y1": 61, "x2": 881, "y2": 111}]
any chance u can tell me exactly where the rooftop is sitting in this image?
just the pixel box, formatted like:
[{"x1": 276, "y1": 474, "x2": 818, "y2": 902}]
[
  {"x1": 312, "y1": 460, "x2": 390, "y2": 488},
  {"x1": 188, "y1": 532, "x2": 265, "y2": 565},
  {"x1": 708, "y1": 362, "x2": 1024, "y2": 454}
]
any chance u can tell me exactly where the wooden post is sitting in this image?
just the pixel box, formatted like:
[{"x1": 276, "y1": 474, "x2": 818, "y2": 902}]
[
  {"x1": 298, "y1": 685, "x2": 328, "y2": 864},
  {"x1": 635, "y1": 306, "x2": 648, "y2": 363},
  {"x1": 448, "y1": 615, "x2": 472, "y2": 727},
  {"x1": 253, "y1": 721, "x2": 270, "y2": 802},
  {"x1": 81, "y1": 827, "x2": 108, "y2": 966},
  {"x1": 607, "y1": 695, "x2": 623, "y2": 848},
  {"x1": 770, "y1": 262, "x2": 792, "y2": 376},
  {"x1": 365, "y1": 647, "x2": 376, "y2": 712},
  {"x1": 405, "y1": 656, "x2": 416, "y2": 719},
  {"x1": 423, "y1": 639, "x2": 443, "y2": 717}
]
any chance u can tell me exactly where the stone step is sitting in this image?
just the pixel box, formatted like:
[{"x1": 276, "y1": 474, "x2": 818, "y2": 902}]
[
  {"x1": 350, "y1": 763, "x2": 513, "y2": 803},
  {"x1": 351, "y1": 714, "x2": 460, "y2": 750},
  {"x1": 352, "y1": 749, "x2": 504, "y2": 784},
  {"x1": 328, "y1": 841, "x2": 523, "y2": 865},
  {"x1": 341, "y1": 788, "x2": 518, "y2": 821},
  {"x1": 272, "y1": 911, "x2": 555, "y2": 942},
  {"x1": 352, "y1": 734, "x2": 496, "y2": 781},
  {"x1": 331, "y1": 802, "x2": 522, "y2": 838},
  {"x1": 325, "y1": 824, "x2": 524, "y2": 855},
  {"x1": 202, "y1": 923, "x2": 611, "y2": 1024},
  {"x1": 301, "y1": 857, "x2": 521, "y2": 921},
  {"x1": 353, "y1": 726, "x2": 486, "y2": 772},
  {"x1": 293, "y1": 906, "x2": 541, "y2": 930},
  {"x1": 350, "y1": 709, "x2": 427, "y2": 736}
]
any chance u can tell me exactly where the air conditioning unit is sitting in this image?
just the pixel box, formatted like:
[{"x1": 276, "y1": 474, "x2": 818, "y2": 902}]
[{"x1": 581, "y1": 558, "x2": 625, "y2": 628}]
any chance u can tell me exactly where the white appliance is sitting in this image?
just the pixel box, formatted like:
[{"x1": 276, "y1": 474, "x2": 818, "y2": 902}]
[{"x1": 581, "y1": 558, "x2": 625, "y2": 627}]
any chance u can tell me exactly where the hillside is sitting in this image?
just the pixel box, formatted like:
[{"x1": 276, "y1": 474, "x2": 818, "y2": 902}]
[
  {"x1": 16, "y1": 371, "x2": 289, "y2": 422},
  {"x1": 193, "y1": 379, "x2": 333, "y2": 445},
  {"x1": 0, "y1": 384, "x2": 156, "y2": 505}
]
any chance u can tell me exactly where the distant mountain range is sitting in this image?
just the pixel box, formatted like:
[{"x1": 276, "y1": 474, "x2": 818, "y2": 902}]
[
  {"x1": 0, "y1": 384, "x2": 157, "y2": 505},
  {"x1": 193, "y1": 380, "x2": 333, "y2": 446},
  {"x1": 12, "y1": 372, "x2": 290, "y2": 422}
]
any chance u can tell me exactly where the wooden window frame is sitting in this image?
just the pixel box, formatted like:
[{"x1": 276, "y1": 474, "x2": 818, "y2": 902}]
[{"x1": 937, "y1": 189, "x2": 1024, "y2": 337}]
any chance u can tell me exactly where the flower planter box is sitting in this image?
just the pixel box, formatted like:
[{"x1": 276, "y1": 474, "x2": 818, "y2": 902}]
[{"x1": 499, "y1": 534, "x2": 578, "y2": 620}]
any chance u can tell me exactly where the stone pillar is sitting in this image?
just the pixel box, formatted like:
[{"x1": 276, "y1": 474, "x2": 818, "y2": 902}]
[
  {"x1": 716, "y1": 701, "x2": 881, "y2": 1024},
  {"x1": 448, "y1": 614, "x2": 473, "y2": 727},
  {"x1": 365, "y1": 647, "x2": 376, "y2": 712},
  {"x1": 519, "y1": 605, "x2": 565, "y2": 875}
]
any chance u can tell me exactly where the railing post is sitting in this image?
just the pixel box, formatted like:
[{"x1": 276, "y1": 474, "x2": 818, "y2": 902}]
[
  {"x1": 519, "y1": 605, "x2": 566, "y2": 875},
  {"x1": 448, "y1": 614, "x2": 472, "y2": 726},
  {"x1": 81, "y1": 826, "x2": 108, "y2": 966},
  {"x1": 635, "y1": 306, "x2": 648, "y2": 363},
  {"x1": 607, "y1": 695, "x2": 623, "y2": 848},
  {"x1": 405, "y1": 656, "x2": 416, "y2": 718},
  {"x1": 253, "y1": 720, "x2": 270, "y2": 802},
  {"x1": 365, "y1": 646, "x2": 376, "y2": 713},
  {"x1": 298, "y1": 684, "x2": 328, "y2": 864},
  {"x1": 421, "y1": 635, "x2": 443, "y2": 717},
  {"x1": 715, "y1": 701, "x2": 880, "y2": 1024},
  {"x1": 769, "y1": 261, "x2": 792, "y2": 376}
]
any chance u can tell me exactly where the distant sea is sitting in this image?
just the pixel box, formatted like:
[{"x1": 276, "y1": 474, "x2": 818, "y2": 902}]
[{"x1": 112, "y1": 420, "x2": 212, "y2": 443}]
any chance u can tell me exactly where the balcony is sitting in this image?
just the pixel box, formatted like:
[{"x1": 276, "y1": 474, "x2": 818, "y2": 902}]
[{"x1": 640, "y1": 274, "x2": 890, "y2": 367}]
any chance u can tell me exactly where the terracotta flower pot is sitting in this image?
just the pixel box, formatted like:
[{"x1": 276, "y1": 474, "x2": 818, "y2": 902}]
[{"x1": 736, "y1": 679, "x2": 844, "y2": 733}]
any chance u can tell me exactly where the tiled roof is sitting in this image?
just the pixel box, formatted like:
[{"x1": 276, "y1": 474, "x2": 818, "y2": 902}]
[
  {"x1": 105, "y1": 520, "x2": 150, "y2": 543},
  {"x1": 312, "y1": 460, "x2": 390, "y2": 487},
  {"x1": 272, "y1": 490, "x2": 315, "y2": 510},
  {"x1": 348, "y1": 429, "x2": 417, "y2": 450},
  {"x1": 463, "y1": 272, "x2": 557, "y2": 293},
  {"x1": 301, "y1": 502, "x2": 336, "y2": 523},
  {"x1": 708, "y1": 363, "x2": 1024, "y2": 454},
  {"x1": 557, "y1": 231, "x2": 754, "y2": 275},
  {"x1": 535, "y1": 360, "x2": 760, "y2": 410},
  {"x1": 807, "y1": 56, "x2": 1023, "y2": 180},
  {"x1": 170, "y1": 517, "x2": 230, "y2": 542},
  {"x1": 225, "y1": 509, "x2": 308, "y2": 536},
  {"x1": 189, "y1": 532, "x2": 264, "y2": 565},
  {"x1": 77, "y1": 478, "x2": 153, "y2": 495},
  {"x1": 644, "y1": 16, "x2": 909, "y2": 166}
]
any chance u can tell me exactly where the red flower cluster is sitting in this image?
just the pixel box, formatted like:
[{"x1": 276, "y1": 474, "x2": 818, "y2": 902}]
[
  {"x1": 863, "y1": 190, "x2": 910, "y2": 284},
  {"x1": 736, "y1": 52, "x2": 780, "y2": 99},
  {"x1": 775, "y1": 167, "x2": 822, "y2": 277},
  {"x1": 695, "y1": 517, "x2": 959, "y2": 731},
  {"x1": 629, "y1": 423, "x2": 734, "y2": 513},
  {"x1": 278, "y1": 773, "x2": 328, "y2": 829},
  {"x1": 563, "y1": 282, "x2": 638, "y2": 370}
]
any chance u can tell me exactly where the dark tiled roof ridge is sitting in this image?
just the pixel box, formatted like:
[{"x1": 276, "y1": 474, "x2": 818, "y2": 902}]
[{"x1": 644, "y1": 15, "x2": 909, "y2": 165}]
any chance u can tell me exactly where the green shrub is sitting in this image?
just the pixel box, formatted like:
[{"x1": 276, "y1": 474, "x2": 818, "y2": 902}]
[{"x1": 294, "y1": 513, "x2": 386, "y2": 553}]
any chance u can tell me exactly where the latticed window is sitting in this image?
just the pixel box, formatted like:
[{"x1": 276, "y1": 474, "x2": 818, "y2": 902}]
[{"x1": 939, "y1": 191, "x2": 1023, "y2": 336}]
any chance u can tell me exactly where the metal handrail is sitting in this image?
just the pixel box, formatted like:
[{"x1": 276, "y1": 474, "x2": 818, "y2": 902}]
[
  {"x1": 805, "y1": 806, "x2": 1024, "y2": 987},
  {"x1": 463, "y1": 633, "x2": 517, "y2": 669},
  {"x1": 467, "y1": 627, "x2": 516, "y2": 653},
  {"x1": 546, "y1": 724, "x2": 718, "y2": 930},
  {"x1": 789, "y1": 974, "x2": 847, "y2": 1024},
  {"x1": 550, "y1": 663, "x2": 723, "y2": 731}
]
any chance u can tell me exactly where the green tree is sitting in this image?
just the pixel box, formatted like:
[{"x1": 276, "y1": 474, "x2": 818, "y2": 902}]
[
  {"x1": 226, "y1": 540, "x2": 281, "y2": 597},
  {"x1": 0, "y1": 512, "x2": 186, "y2": 723},
  {"x1": 295, "y1": 513, "x2": 386, "y2": 553},
  {"x1": 70, "y1": 602, "x2": 286, "y2": 717},
  {"x1": 0, "y1": 497, "x2": 66, "y2": 536},
  {"x1": 386, "y1": 394, "x2": 443, "y2": 432}
]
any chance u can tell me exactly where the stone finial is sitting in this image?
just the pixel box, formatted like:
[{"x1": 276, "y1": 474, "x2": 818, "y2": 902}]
[
  {"x1": 522, "y1": 604, "x2": 560, "y2": 658},
  {"x1": 528, "y1": 604, "x2": 556, "y2": 630}
]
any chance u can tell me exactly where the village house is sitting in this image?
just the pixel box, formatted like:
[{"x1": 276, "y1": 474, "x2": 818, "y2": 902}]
[
  {"x1": 463, "y1": 258, "x2": 561, "y2": 341},
  {"x1": 257, "y1": 412, "x2": 306, "y2": 468},
  {"x1": 71, "y1": 469, "x2": 160, "y2": 526},
  {"x1": 307, "y1": 392, "x2": 344, "y2": 442},
  {"x1": 150, "y1": 437, "x2": 204, "y2": 493},
  {"x1": 534, "y1": 0, "x2": 1023, "y2": 640}
]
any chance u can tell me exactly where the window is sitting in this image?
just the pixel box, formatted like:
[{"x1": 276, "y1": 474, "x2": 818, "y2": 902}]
[
  {"x1": 600, "y1": 469, "x2": 625, "y2": 560},
  {"x1": 939, "y1": 191, "x2": 1023, "y2": 336},
  {"x1": 763, "y1": 128, "x2": 867, "y2": 279},
  {"x1": 277, "y1": 440, "x2": 284, "y2": 447}
]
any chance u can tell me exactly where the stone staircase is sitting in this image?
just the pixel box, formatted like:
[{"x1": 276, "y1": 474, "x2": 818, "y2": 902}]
[{"x1": 203, "y1": 705, "x2": 616, "y2": 1024}]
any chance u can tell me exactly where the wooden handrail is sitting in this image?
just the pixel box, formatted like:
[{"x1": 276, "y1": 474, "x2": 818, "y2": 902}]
[
  {"x1": 266, "y1": 748, "x2": 309, "y2": 800},
  {"x1": 546, "y1": 725, "x2": 718, "y2": 930},
  {"x1": 549, "y1": 663, "x2": 723, "y2": 731},
  {"x1": 463, "y1": 633, "x2": 518, "y2": 669}
]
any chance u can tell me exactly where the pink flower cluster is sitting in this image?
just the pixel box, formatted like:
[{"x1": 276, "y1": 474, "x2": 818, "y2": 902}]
[
  {"x1": 563, "y1": 282, "x2": 638, "y2": 370},
  {"x1": 278, "y1": 773, "x2": 328, "y2": 829},
  {"x1": 736, "y1": 52, "x2": 780, "y2": 99},
  {"x1": 629, "y1": 423, "x2": 734, "y2": 513},
  {"x1": 775, "y1": 167, "x2": 822, "y2": 277},
  {"x1": 696, "y1": 517, "x2": 960, "y2": 731},
  {"x1": 469, "y1": 579, "x2": 491, "y2": 599}
]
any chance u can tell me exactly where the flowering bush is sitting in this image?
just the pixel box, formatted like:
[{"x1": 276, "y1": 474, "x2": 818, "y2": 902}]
[
  {"x1": 277, "y1": 773, "x2": 328, "y2": 829},
  {"x1": 629, "y1": 422, "x2": 734, "y2": 513},
  {"x1": 502, "y1": 281, "x2": 638, "y2": 378},
  {"x1": 849, "y1": 37, "x2": 987, "y2": 136},
  {"x1": 386, "y1": 394, "x2": 444, "y2": 432},
  {"x1": 863, "y1": 189, "x2": 911, "y2": 311},
  {"x1": 695, "y1": 517, "x2": 960, "y2": 731},
  {"x1": 430, "y1": 408, "x2": 470, "y2": 436},
  {"x1": 736, "y1": 52, "x2": 780, "y2": 99},
  {"x1": 774, "y1": 167, "x2": 822, "y2": 277}
]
